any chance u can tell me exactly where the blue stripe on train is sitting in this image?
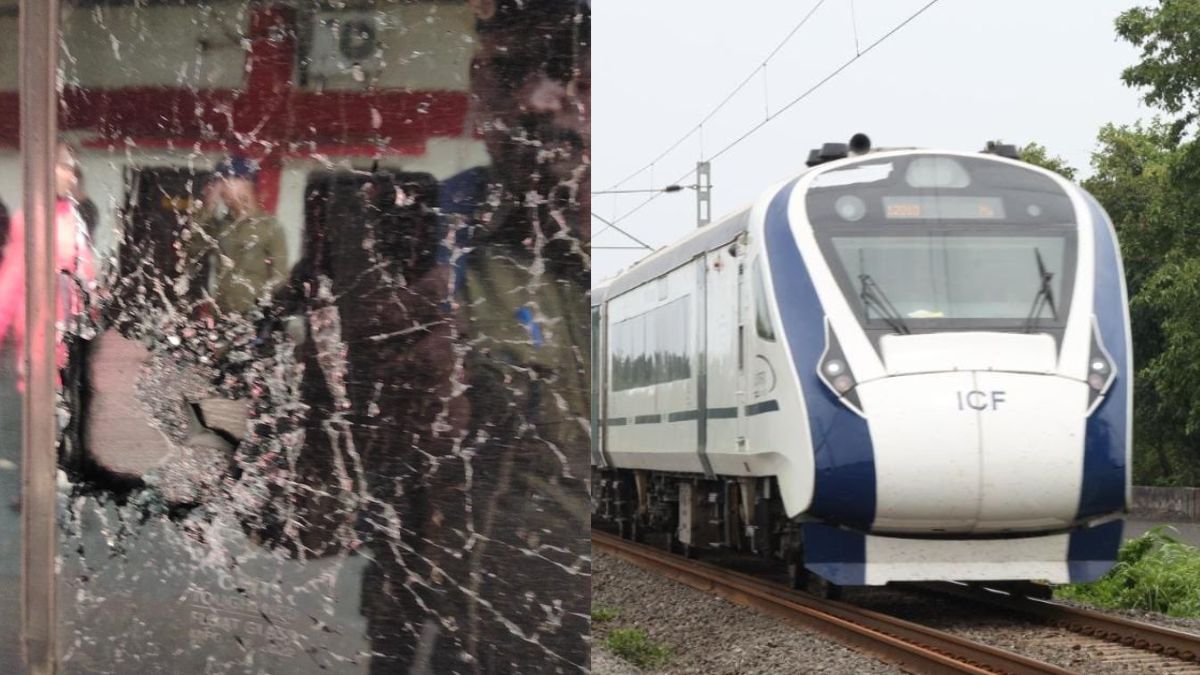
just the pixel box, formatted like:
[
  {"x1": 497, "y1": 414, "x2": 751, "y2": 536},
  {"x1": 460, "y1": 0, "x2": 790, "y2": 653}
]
[
  {"x1": 1068, "y1": 520, "x2": 1124, "y2": 582},
  {"x1": 764, "y1": 179, "x2": 877, "y2": 531},
  {"x1": 1078, "y1": 193, "x2": 1129, "y2": 520},
  {"x1": 802, "y1": 523, "x2": 867, "y2": 585}
]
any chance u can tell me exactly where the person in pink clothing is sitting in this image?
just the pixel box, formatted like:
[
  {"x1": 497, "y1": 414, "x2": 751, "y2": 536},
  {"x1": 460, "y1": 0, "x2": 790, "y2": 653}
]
[{"x1": 0, "y1": 143, "x2": 96, "y2": 390}]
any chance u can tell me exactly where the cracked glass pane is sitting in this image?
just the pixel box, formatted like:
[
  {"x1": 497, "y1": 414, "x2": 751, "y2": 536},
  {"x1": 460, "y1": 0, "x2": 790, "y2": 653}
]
[
  {"x1": 0, "y1": 3, "x2": 19, "y2": 672},
  {"x1": 0, "y1": 1, "x2": 590, "y2": 672}
]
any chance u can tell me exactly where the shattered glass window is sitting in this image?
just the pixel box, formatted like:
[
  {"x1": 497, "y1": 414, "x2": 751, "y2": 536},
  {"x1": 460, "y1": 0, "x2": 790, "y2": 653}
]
[
  {"x1": 2, "y1": 0, "x2": 591, "y2": 672},
  {"x1": 0, "y1": 3, "x2": 21, "y2": 672}
]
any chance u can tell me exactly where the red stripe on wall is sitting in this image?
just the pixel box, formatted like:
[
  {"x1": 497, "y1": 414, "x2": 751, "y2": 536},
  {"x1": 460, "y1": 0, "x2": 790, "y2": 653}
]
[
  {"x1": 0, "y1": 6, "x2": 477, "y2": 216},
  {"x1": 41, "y1": 87, "x2": 469, "y2": 147},
  {"x1": 77, "y1": 138, "x2": 429, "y2": 158},
  {"x1": 0, "y1": 7, "x2": 471, "y2": 149}
]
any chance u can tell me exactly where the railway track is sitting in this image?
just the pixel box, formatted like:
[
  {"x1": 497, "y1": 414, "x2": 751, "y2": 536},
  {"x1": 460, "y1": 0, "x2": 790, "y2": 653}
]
[
  {"x1": 594, "y1": 530, "x2": 1071, "y2": 674},
  {"x1": 917, "y1": 581, "x2": 1200, "y2": 667},
  {"x1": 593, "y1": 530, "x2": 1200, "y2": 674}
]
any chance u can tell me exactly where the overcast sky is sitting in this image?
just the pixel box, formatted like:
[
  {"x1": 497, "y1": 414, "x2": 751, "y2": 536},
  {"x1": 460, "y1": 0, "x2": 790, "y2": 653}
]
[{"x1": 592, "y1": 0, "x2": 1151, "y2": 284}]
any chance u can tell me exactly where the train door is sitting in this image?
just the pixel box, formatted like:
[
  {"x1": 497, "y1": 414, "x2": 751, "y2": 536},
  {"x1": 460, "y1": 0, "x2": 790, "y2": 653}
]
[
  {"x1": 736, "y1": 235, "x2": 749, "y2": 449},
  {"x1": 591, "y1": 302, "x2": 610, "y2": 469},
  {"x1": 704, "y1": 243, "x2": 740, "y2": 464},
  {"x1": 695, "y1": 255, "x2": 712, "y2": 475}
]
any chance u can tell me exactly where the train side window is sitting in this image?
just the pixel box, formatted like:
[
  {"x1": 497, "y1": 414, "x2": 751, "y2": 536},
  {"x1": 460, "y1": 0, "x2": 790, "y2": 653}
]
[
  {"x1": 754, "y1": 259, "x2": 776, "y2": 341},
  {"x1": 611, "y1": 295, "x2": 691, "y2": 390}
]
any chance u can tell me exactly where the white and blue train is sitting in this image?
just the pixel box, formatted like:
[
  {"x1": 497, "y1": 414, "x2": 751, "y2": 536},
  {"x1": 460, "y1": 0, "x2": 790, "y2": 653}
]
[{"x1": 591, "y1": 137, "x2": 1131, "y2": 592}]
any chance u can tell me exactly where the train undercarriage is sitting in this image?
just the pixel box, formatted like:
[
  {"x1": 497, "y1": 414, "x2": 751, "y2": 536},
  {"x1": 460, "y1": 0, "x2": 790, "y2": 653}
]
[
  {"x1": 592, "y1": 468, "x2": 843, "y2": 598},
  {"x1": 593, "y1": 468, "x2": 1058, "y2": 600}
]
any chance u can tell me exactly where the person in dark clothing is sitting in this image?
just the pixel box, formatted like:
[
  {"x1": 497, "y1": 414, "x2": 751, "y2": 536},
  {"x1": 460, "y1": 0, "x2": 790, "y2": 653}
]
[
  {"x1": 370, "y1": 2, "x2": 591, "y2": 671},
  {"x1": 264, "y1": 2, "x2": 591, "y2": 672},
  {"x1": 73, "y1": 166, "x2": 99, "y2": 239},
  {"x1": 0, "y1": 199, "x2": 8, "y2": 261}
]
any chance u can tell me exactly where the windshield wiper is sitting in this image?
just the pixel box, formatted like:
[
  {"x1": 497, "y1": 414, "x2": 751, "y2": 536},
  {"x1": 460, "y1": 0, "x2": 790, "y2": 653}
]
[
  {"x1": 859, "y1": 274, "x2": 911, "y2": 335},
  {"x1": 1023, "y1": 248, "x2": 1058, "y2": 333}
]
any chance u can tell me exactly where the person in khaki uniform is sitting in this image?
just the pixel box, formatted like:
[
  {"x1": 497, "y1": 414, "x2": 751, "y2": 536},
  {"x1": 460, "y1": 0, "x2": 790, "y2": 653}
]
[
  {"x1": 223, "y1": 3, "x2": 589, "y2": 671},
  {"x1": 353, "y1": 2, "x2": 592, "y2": 671},
  {"x1": 183, "y1": 156, "x2": 289, "y2": 316}
]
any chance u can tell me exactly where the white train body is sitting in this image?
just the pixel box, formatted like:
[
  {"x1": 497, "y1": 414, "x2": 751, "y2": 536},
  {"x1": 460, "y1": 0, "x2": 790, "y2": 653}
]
[{"x1": 592, "y1": 149, "x2": 1131, "y2": 586}]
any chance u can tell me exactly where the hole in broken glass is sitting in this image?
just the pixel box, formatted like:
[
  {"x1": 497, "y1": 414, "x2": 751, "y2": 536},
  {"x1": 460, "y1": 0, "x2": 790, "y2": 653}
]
[{"x1": 6, "y1": 0, "x2": 595, "y2": 672}]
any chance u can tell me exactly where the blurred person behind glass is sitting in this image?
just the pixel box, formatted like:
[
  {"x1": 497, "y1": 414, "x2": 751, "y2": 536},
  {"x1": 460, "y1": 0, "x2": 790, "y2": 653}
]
[
  {"x1": 0, "y1": 142, "x2": 95, "y2": 391},
  {"x1": 182, "y1": 156, "x2": 289, "y2": 318},
  {"x1": 362, "y1": 1, "x2": 592, "y2": 672},
  {"x1": 0, "y1": 199, "x2": 9, "y2": 261},
  {"x1": 260, "y1": 2, "x2": 592, "y2": 672},
  {"x1": 72, "y1": 165, "x2": 99, "y2": 239}
]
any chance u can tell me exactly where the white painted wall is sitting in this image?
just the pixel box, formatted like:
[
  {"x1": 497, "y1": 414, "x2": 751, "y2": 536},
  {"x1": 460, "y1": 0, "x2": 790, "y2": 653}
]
[
  {"x1": 54, "y1": 2, "x2": 473, "y2": 94},
  {"x1": 60, "y1": 1, "x2": 250, "y2": 90},
  {"x1": 0, "y1": 14, "x2": 15, "y2": 92},
  {"x1": 306, "y1": 4, "x2": 475, "y2": 92}
]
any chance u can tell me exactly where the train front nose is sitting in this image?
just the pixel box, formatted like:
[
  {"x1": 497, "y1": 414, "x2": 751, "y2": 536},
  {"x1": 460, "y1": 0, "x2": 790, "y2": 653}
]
[{"x1": 855, "y1": 371, "x2": 1090, "y2": 534}]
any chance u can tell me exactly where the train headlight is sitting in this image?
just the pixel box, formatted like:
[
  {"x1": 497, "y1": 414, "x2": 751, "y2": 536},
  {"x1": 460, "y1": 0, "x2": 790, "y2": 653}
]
[
  {"x1": 1086, "y1": 320, "x2": 1117, "y2": 414},
  {"x1": 818, "y1": 320, "x2": 864, "y2": 415},
  {"x1": 834, "y1": 195, "x2": 866, "y2": 222},
  {"x1": 832, "y1": 375, "x2": 855, "y2": 393}
]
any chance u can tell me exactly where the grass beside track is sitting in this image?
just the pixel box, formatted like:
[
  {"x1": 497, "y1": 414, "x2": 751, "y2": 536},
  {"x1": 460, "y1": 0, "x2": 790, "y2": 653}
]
[
  {"x1": 604, "y1": 628, "x2": 672, "y2": 670},
  {"x1": 1056, "y1": 526, "x2": 1200, "y2": 617},
  {"x1": 592, "y1": 604, "x2": 673, "y2": 670},
  {"x1": 592, "y1": 605, "x2": 619, "y2": 623}
]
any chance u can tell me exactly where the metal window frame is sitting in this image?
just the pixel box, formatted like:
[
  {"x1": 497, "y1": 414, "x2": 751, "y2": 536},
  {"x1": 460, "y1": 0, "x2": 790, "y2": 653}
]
[{"x1": 19, "y1": 0, "x2": 61, "y2": 673}]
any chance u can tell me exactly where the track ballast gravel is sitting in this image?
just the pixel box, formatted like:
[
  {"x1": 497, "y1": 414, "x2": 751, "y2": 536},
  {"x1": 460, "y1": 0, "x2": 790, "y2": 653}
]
[
  {"x1": 591, "y1": 552, "x2": 902, "y2": 675},
  {"x1": 846, "y1": 586, "x2": 1200, "y2": 674}
]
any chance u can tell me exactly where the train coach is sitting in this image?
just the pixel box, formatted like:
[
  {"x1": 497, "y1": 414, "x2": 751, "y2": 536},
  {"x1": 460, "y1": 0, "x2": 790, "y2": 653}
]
[{"x1": 591, "y1": 137, "x2": 1131, "y2": 594}]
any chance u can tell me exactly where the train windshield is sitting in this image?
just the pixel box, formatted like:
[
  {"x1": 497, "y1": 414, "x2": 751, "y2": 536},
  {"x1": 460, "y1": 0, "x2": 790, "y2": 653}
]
[
  {"x1": 830, "y1": 235, "x2": 1066, "y2": 321},
  {"x1": 807, "y1": 154, "x2": 1077, "y2": 332}
]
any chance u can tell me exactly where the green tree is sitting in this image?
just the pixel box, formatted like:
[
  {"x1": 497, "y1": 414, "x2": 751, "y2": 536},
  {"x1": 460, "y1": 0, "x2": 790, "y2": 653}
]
[
  {"x1": 1117, "y1": 0, "x2": 1200, "y2": 137},
  {"x1": 1011, "y1": 4, "x2": 1200, "y2": 484},
  {"x1": 1080, "y1": 122, "x2": 1199, "y2": 484},
  {"x1": 1020, "y1": 142, "x2": 1078, "y2": 180}
]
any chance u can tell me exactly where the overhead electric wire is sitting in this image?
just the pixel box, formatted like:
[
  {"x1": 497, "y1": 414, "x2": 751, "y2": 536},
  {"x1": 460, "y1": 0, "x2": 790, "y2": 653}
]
[
  {"x1": 594, "y1": 0, "x2": 942, "y2": 241},
  {"x1": 591, "y1": 212, "x2": 654, "y2": 250},
  {"x1": 705, "y1": 0, "x2": 940, "y2": 166},
  {"x1": 594, "y1": 165, "x2": 697, "y2": 240},
  {"x1": 604, "y1": 0, "x2": 829, "y2": 192}
]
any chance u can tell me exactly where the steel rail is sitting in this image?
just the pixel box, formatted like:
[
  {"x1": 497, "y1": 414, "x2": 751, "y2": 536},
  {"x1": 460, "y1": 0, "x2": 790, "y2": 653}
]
[
  {"x1": 919, "y1": 581, "x2": 1200, "y2": 663},
  {"x1": 593, "y1": 531, "x2": 1074, "y2": 675}
]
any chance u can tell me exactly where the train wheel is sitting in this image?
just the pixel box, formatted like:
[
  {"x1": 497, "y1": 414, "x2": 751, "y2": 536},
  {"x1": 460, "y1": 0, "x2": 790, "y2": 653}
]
[
  {"x1": 1022, "y1": 583, "x2": 1053, "y2": 601},
  {"x1": 667, "y1": 532, "x2": 685, "y2": 556},
  {"x1": 618, "y1": 519, "x2": 632, "y2": 540},
  {"x1": 787, "y1": 559, "x2": 842, "y2": 600},
  {"x1": 805, "y1": 574, "x2": 843, "y2": 601},
  {"x1": 786, "y1": 559, "x2": 805, "y2": 590},
  {"x1": 785, "y1": 539, "x2": 806, "y2": 589},
  {"x1": 990, "y1": 580, "x2": 1053, "y2": 600}
]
